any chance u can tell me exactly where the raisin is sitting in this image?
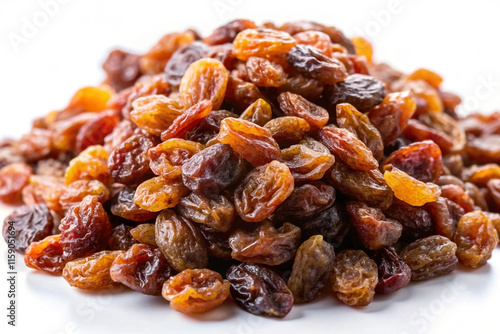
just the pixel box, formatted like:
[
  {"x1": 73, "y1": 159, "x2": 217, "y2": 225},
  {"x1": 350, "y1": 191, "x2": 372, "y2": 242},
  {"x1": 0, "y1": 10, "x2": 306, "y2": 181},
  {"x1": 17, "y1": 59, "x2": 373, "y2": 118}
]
[
  {"x1": 234, "y1": 160, "x2": 294, "y2": 222},
  {"x1": 103, "y1": 120, "x2": 135, "y2": 154},
  {"x1": 111, "y1": 186, "x2": 158, "y2": 222},
  {"x1": 239, "y1": 98, "x2": 273, "y2": 126},
  {"x1": 179, "y1": 58, "x2": 228, "y2": 110},
  {"x1": 226, "y1": 263, "x2": 294, "y2": 318},
  {"x1": 246, "y1": 57, "x2": 286, "y2": 87},
  {"x1": 382, "y1": 141, "x2": 443, "y2": 183},
  {"x1": 177, "y1": 193, "x2": 235, "y2": 232},
  {"x1": 425, "y1": 197, "x2": 464, "y2": 240},
  {"x1": 440, "y1": 184, "x2": 475, "y2": 213},
  {"x1": 130, "y1": 95, "x2": 183, "y2": 136},
  {"x1": 407, "y1": 68, "x2": 443, "y2": 89},
  {"x1": 161, "y1": 100, "x2": 213, "y2": 141},
  {"x1": 108, "y1": 133, "x2": 158, "y2": 185},
  {"x1": 324, "y1": 74, "x2": 385, "y2": 113},
  {"x1": 384, "y1": 165, "x2": 441, "y2": 206},
  {"x1": 279, "y1": 142, "x2": 335, "y2": 182},
  {"x1": 35, "y1": 159, "x2": 67, "y2": 178},
  {"x1": 204, "y1": 19, "x2": 257, "y2": 45},
  {"x1": 336, "y1": 103, "x2": 384, "y2": 161},
  {"x1": 188, "y1": 109, "x2": 238, "y2": 145},
  {"x1": 0, "y1": 162, "x2": 32, "y2": 204},
  {"x1": 59, "y1": 180, "x2": 110, "y2": 211},
  {"x1": 233, "y1": 28, "x2": 296, "y2": 61},
  {"x1": 287, "y1": 45, "x2": 348, "y2": 84},
  {"x1": 15, "y1": 129, "x2": 53, "y2": 162},
  {"x1": 279, "y1": 74, "x2": 324, "y2": 101},
  {"x1": 134, "y1": 175, "x2": 189, "y2": 212},
  {"x1": 130, "y1": 224, "x2": 156, "y2": 246},
  {"x1": 351, "y1": 36, "x2": 373, "y2": 63},
  {"x1": 298, "y1": 203, "x2": 350, "y2": 247},
  {"x1": 463, "y1": 164, "x2": 500, "y2": 187},
  {"x1": 110, "y1": 244, "x2": 175, "y2": 295},
  {"x1": 331, "y1": 250, "x2": 378, "y2": 307},
  {"x1": 108, "y1": 224, "x2": 137, "y2": 251},
  {"x1": 217, "y1": 118, "x2": 281, "y2": 166},
  {"x1": 102, "y1": 49, "x2": 142, "y2": 92},
  {"x1": 24, "y1": 234, "x2": 66, "y2": 275},
  {"x1": 155, "y1": 210, "x2": 208, "y2": 272},
  {"x1": 140, "y1": 31, "x2": 195, "y2": 74},
  {"x1": 2, "y1": 204, "x2": 53, "y2": 253},
  {"x1": 224, "y1": 76, "x2": 266, "y2": 112},
  {"x1": 264, "y1": 116, "x2": 310, "y2": 147},
  {"x1": 164, "y1": 42, "x2": 208, "y2": 86},
  {"x1": 59, "y1": 195, "x2": 112, "y2": 261},
  {"x1": 198, "y1": 226, "x2": 232, "y2": 259},
  {"x1": 371, "y1": 247, "x2": 411, "y2": 294},
  {"x1": 181, "y1": 143, "x2": 244, "y2": 196},
  {"x1": 25, "y1": 175, "x2": 65, "y2": 212},
  {"x1": 122, "y1": 74, "x2": 171, "y2": 119},
  {"x1": 162, "y1": 269, "x2": 230, "y2": 313},
  {"x1": 454, "y1": 211, "x2": 499, "y2": 268},
  {"x1": 274, "y1": 182, "x2": 336, "y2": 221},
  {"x1": 65, "y1": 145, "x2": 110, "y2": 186},
  {"x1": 403, "y1": 120, "x2": 454, "y2": 155},
  {"x1": 287, "y1": 235, "x2": 335, "y2": 303},
  {"x1": 368, "y1": 91, "x2": 416, "y2": 145},
  {"x1": 326, "y1": 160, "x2": 393, "y2": 210},
  {"x1": 277, "y1": 92, "x2": 329, "y2": 131},
  {"x1": 346, "y1": 201, "x2": 402, "y2": 250},
  {"x1": 229, "y1": 221, "x2": 301, "y2": 266},
  {"x1": 148, "y1": 139, "x2": 203, "y2": 177},
  {"x1": 51, "y1": 113, "x2": 98, "y2": 152},
  {"x1": 466, "y1": 135, "x2": 500, "y2": 164},
  {"x1": 384, "y1": 199, "x2": 433, "y2": 241},
  {"x1": 418, "y1": 113, "x2": 466, "y2": 153},
  {"x1": 293, "y1": 31, "x2": 333, "y2": 56},
  {"x1": 400, "y1": 235, "x2": 458, "y2": 281},
  {"x1": 63, "y1": 250, "x2": 123, "y2": 290},
  {"x1": 319, "y1": 126, "x2": 378, "y2": 171},
  {"x1": 76, "y1": 111, "x2": 120, "y2": 153},
  {"x1": 66, "y1": 86, "x2": 113, "y2": 112}
]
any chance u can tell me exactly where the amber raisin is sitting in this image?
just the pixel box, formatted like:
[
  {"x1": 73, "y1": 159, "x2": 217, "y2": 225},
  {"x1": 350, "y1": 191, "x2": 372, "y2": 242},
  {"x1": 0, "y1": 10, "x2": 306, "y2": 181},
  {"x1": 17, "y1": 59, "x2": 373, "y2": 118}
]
[
  {"x1": 239, "y1": 98, "x2": 273, "y2": 126},
  {"x1": 331, "y1": 250, "x2": 378, "y2": 306},
  {"x1": 59, "y1": 180, "x2": 110, "y2": 211},
  {"x1": 264, "y1": 117, "x2": 310, "y2": 147},
  {"x1": 0, "y1": 162, "x2": 32, "y2": 204},
  {"x1": 134, "y1": 175, "x2": 189, "y2": 212},
  {"x1": 177, "y1": 193, "x2": 235, "y2": 232},
  {"x1": 277, "y1": 92, "x2": 329, "y2": 131},
  {"x1": 130, "y1": 95, "x2": 183, "y2": 136},
  {"x1": 233, "y1": 28, "x2": 296, "y2": 61},
  {"x1": 24, "y1": 234, "x2": 66, "y2": 275}
]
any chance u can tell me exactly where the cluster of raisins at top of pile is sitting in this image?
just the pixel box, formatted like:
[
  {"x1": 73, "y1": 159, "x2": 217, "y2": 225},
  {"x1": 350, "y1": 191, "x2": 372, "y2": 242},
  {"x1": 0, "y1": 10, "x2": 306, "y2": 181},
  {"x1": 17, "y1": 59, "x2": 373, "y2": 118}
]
[{"x1": 1, "y1": 19, "x2": 499, "y2": 317}]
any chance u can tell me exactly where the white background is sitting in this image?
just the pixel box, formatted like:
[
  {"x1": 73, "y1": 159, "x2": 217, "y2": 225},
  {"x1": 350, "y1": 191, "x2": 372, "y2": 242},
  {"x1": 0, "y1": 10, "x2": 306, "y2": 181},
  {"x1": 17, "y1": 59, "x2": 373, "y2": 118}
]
[{"x1": 1, "y1": 0, "x2": 500, "y2": 333}]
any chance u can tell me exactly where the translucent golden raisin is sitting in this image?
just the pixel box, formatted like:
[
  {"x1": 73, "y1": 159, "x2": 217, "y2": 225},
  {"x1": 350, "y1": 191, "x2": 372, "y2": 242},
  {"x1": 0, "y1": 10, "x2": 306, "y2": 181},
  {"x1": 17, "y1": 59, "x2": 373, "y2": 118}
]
[{"x1": 232, "y1": 28, "x2": 296, "y2": 61}]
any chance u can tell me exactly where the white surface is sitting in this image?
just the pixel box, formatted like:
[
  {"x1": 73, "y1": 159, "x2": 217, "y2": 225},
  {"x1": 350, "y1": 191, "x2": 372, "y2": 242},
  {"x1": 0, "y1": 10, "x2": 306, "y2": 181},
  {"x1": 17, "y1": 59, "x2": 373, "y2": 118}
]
[{"x1": 1, "y1": 0, "x2": 500, "y2": 333}]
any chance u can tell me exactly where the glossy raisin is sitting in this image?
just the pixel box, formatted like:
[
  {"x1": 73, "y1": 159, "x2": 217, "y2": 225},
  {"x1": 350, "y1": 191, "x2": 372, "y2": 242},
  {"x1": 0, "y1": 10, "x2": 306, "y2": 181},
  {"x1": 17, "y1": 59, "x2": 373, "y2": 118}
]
[
  {"x1": 239, "y1": 98, "x2": 273, "y2": 126},
  {"x1": 130, "y1": 95, "x2": 183, "y2": 136},
  {"x1": 134, "y1": 175, "x2": 189, "y2": 212},
  {"x1": 24, "y1": 234, "x2": 66, "y2": 275},
  {"x1": 2, "y1": 204, "x2": 53, "y2": 253},
  {"x1": 279, "y1": 141, "x2": 335, "y2": 182},
  {"x1": 108, "y1": 224, "x2": 137, "y2": 251},
  {"x1": 384, "y1": 199, "x2": 433, "y2": 241},
  {"x1": 0, "y1": 162, "x2": 32, "y2": 204},
  {"x1": 226, "y1": 263, "x2": 294, "y2": 317},
  {"x1": 162, "y1": 269, "x2": 230, "y2": 313},
  {"x1": 110, "y1": 244, "x2": 175, "y2": 295},
  {"x1": 277, "y1": 92, "x2": 329, "y2": 131},
  {"x1": 177, "y1": 193, "x2": 235, "y2": 232},
  {"x1": 161, "y1": 100, "x2": 213, "y2": 141},
  {"x1": 233, "y1": 28, "x2": 296, "y2": 61},
  {"x1": 111, "y1": 186, "x2": 158, "y2": 222},
  {"x1": 59, "y1": 180, "x2": 110, "y2": 211},
  {"x1": 264, "y1": 117, "x2": 310, "y2": 147}
]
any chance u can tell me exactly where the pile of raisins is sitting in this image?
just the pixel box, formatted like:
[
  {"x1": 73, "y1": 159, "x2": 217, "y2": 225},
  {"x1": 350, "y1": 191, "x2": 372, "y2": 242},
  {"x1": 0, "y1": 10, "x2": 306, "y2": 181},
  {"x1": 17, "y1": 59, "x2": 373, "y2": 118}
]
[{"x1": 1, "y1": 19, "x2": 499, "y2": 318}]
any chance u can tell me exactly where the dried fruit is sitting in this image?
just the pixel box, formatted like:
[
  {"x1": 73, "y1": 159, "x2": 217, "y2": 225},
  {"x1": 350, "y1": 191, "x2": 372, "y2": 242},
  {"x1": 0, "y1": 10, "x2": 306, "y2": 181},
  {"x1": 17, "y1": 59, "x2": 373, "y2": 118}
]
[
  {"x1": 229, "y1": 221, "x2": 301, "y2": 265},
  {"x1": 264, "y1": 116, "x2": 310, "y2": 147},
  {"x1": 226, "y1": 263, "x2": 294, "y2": 317},
  {"x1": 148, "y1": 139, "x2": 204, "y2": 177},
  {"x1": 155, "y1": 210, "x2": 208, "y2": 272},
  {"x1": 63, "y1": 251, "x2": 123, "y2": 290},
  {"x1": 239, "y1": 98, "x2": 273, "y2": 126},
  {"x1": 162, "y1": 269, "x2": 230, "y2": 313},
  {"x1": 324, "y1": 74, "x2": 385, "y2": 113},
  {"x1": 161, "y1": 100, "x2": 213, "y2": 141},
  {"x1": 287, "y1": 235, "x2": 335, "y2": 303},
  {"x1": 279, "y1": 141, "x2": 335, "y2": 182},
  {"x1": 111, "y1": 186, "x2": 159, "y2": 222},
  {"x1": 246, "y1": 57, "x2": 286, "y2": 87},
  {"x1": 59, "y1": 180, "x2": 110, "y2": 211},
  {"x1": 346, "y1": 201, "x2": 402, "y2": 250},
  {"x1": 454, "y1": 211, "x2": 499, "y2": 268},
  {"x1": 331, "y1": 250, "x2": 378, "y2": 306},
  {"x1": 287, "y1": 45, "x2": 348, "y2": 84},
  {"x1": 2, "y1": 204, "x2": 53, "y2": 253},
  {"x1": 400, "y1": 235, "x2": 458, "y2": 281},
  {"x1": 65, "y1": 145, "x2": 110, "y2": 186},
  {"x1": 372, "y1": 247, "x2": 411, "y2": 294},
  {"x1": 217, "y1": 117, "x2": 281, "y2": 166},
  {"x1": 234, "y1": 160, "x2": 294, "y2": 222},
  {"x1": 181, "y1": 143, "x2": 244, "y2": 196},
  {"x1": 0, "y1": 162, "x2": 32, "y2": 203},
  {"x1": 177, "y1": 193, "x2": 235, "y2": 232},
  {"x1": 384, "y1": 165, "x2": 441, "y2": 206},
  {"x1": 130, "y1": 95, "x2": 183, "y2": 136},
  {"x1": 24, "y1": 234, "x2": 66, "y2": 275},
  {"x1": 233, "y1": 28, "x2": 296, "y2": 61},
  {"x1": 130, "y1": 224, "x2": 157, "y2": 246},
  {"x1": 110, "y1": 244, "x2": 175, "y2": 295},
  {"x1": 277, "y1": 92, "x2": 329, "y2": 131},
  {"x1": 134, "y1": 175, "x2": 189, "y2": 212},
  {"x1": 59, "y1": 195, "x2": 112, "y2": 261},
  {"x1": 108, "y1": 224, "x2": 137, "y2": 251}
]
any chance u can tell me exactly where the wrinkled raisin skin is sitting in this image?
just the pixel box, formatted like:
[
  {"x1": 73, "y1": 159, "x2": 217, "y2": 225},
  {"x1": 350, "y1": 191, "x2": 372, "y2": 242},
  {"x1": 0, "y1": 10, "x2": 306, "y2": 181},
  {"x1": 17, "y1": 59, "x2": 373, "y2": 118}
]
[{"x1": 227, "y1": 263, "x2": 294, "y2": 318}]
